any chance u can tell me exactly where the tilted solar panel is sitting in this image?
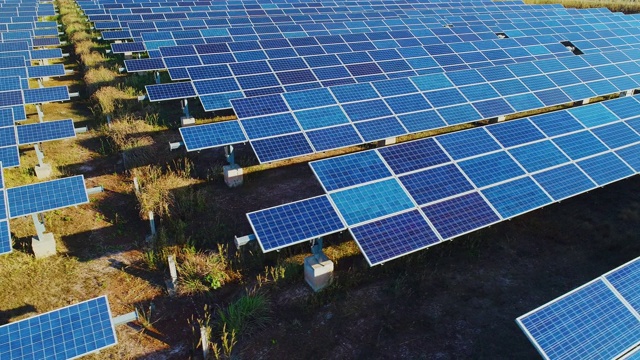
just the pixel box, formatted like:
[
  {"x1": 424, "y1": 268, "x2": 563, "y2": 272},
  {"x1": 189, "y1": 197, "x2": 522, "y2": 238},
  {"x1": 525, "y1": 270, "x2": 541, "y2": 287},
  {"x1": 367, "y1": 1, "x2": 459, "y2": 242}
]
[{"x1": 7, "y1": 175, "x2": 89, "y2": 218}]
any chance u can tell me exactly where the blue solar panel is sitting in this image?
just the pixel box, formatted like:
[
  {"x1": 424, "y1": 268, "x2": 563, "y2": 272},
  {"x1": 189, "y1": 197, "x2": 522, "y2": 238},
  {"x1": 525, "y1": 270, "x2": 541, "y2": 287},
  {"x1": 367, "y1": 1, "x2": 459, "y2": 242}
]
[
  {"x1": 472, "y1": 98, "x2": 515, "y2": 119},
  {"x1": 0, "y1": 296, "x2": 117, "y2": 359},
  {"x1": 232, "y1": 94, "x2": 288, "y2": 119},
  {"x1": 7, "y1": 175, "x2": 89, "y2": 218},
  {"x1": 605, "y1": 258, "x2": 640, "y2": 313},
  {"x1": 509, "y1": 141, "x2": 570, "y2": 173},
  {"x1": 125, "y1": 57, "x2": 165, "y2": 72},
  {"x1": 247, "y1": 195, "x2": 345, "y2": 252},
  {"x1": 518, "y1": 280, "x2": 640, "y2": 360},
  {"x1": 552, "y1": 131, "x2": 609, "y2": 160},
  {"x1": 423, "y1": 88, "x2": 467, "y2": 108},
  {"x1": 180, "y1": 121, "x2": 247, "y2": 151},
  {"x1": 399, "y1": 164, "x2": 474, "y2": 205},
  {"x1": 294, "y1": 106, "x2": 348, "y2": 130},
  {"x1": 481, "y1": 177, "x2": 551, "y2": 218},
  {"x1": 330, "y1": 178, "x2": 414, "y2": 226},
  {"x1": 0, "y1": 90, "x2": 23, "y2": 107},
  {"x1": 529, "y1": 111, "x2": 585, "y2": 137},
  {"x1": 353, "y1": 116, "x2": 406, "y2": 142},
  {"x1": 146, "y1": 82, "x2": 196, "y2": 101},
  {"x1": 577, "y1": 152, "x2": 634, "y2": 185},
  {"x1": 0, "y1": 76, "x2": 22, "y2": 92},
  {"x1": 306, "y1": 125, "x2": 362, "y2": 152},
  {"x1": 616, "y1": 144, "x2": 640, "y2": 172},
  {"x1": 26, "y1": 65, "x2": 66, "y2": 78},
  {"x1": 310, "y1": 151, "x2": 390, "y2": 192},
  {"x1": 341, "y1": 100, "x2": 392, "y2": 122},
  {"x1": 532, "y1": 164, "x2": 596, "y2": 201},
  {"x1": 458, "y1": 152, "x2": 525, "y2": 188},
  {"x1": 250, "y1": 133, "x2": 313, "y2": 163},
  {"x1": 284, "y1": 88, "x2": 335, "y2": 110},
  {"x1": 422, "y1": 192, "x2": 500, "y2": 239},
  {"x1": 23, "y1": 86, "x2": 70, "y2": 104},
  {"x1": 17, "y1": 119, "x2": 75, "y2": 145},
  {"x1": 241, "y1": 113, "x2": 300, "y2": 139},
  {"x1": 568, "y1": 103, "x2": 619, "y2": 127},
  {"x1": 591, "y1": 123, "x2": 640, "y2": 149},
  {"x1": 350, "y1": 209, "x2": 439, "y2": 266},
  {"x1": 436, "y1": 128, "x2": 501, "y2": 160},
  {"x1": 437, "y1": 104, "x2": 483, "y2": 125},
  {"x1": 602, "y1": 96, "x2": 640, "y2": 119}
]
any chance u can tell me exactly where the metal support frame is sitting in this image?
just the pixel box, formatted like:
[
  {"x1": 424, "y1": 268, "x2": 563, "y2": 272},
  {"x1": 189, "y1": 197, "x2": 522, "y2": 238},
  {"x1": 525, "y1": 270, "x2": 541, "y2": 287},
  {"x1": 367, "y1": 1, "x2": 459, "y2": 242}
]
[
  {"x1": 37, "y1": 78, "x2": 44, "y2": 88},
  {"x1": 181, "y1": 99, "x2": 190, "y2": 118},
  {"x1": 35, "y1": 104, "x2": 44, "y2": 122},
  {"x1": 32, "y1": 213, "x2": 47, "y2": 240},
  {"x1": 224, "y1": 145, "x2": 235, "y2": 165},
  {"x1": 154, "y1": 71, "x2": 161, "y2": 84},
  {"x1": 34, "y1": 143, "x2": 46, "y2": 167},
  {"x1": 311, "y1": 237, "x2": 324, "y2": 259}
]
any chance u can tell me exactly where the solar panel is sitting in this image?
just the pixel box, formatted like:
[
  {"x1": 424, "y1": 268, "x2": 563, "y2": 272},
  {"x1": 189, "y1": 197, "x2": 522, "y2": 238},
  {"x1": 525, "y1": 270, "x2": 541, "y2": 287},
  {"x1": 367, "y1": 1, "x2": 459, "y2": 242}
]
[
  {"x1": 7, "y1": 175, "x2": 89, "y2": 218},
  {"x1": 0, "y1": 296, "x2": 117, "y2": 359},
  {"x1": 517, "y1": 257, "x2": 640, "y2": 360},
  {"x1": 26, "y1": 65, "x2": 66, "y2": 78},
  {"x1": 247, "y1": 195, "x2": 345, "y2": 252},
  {"x1": 17, "y1": 119, "x2": 76, "y2": 145},
  {"x1": 180, "y1": 121, "x2": 247, "y2": 151},
  {"x1": 145, "y1": 81, "x2": 196, "y2": 101},
  {"x1": 23, "y1": 86, "x2": 70, "y2": 104}
]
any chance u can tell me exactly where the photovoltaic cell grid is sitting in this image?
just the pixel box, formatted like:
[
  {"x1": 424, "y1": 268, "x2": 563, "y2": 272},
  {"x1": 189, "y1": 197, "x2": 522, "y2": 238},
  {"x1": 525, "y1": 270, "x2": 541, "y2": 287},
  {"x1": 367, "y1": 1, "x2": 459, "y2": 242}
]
[
  {"x1": 7, "y1": 175, "x2": 90, "y2": 218},
  {"x1": 17, "y1": 119, "x2": 76, "y2": 145},
  {"x1": 248, "y1": 94, "x2": 640, "y2": 265},
  {"x1": 0, "y1": 296, "x2": 118, "y2": 360},
  {"x1": 179, "y1": 47, "x2": 640, "y2": 164},
  {"x1": 517, "y1": 257, "x2": 640, "y2": 360},
  {"x1": 0, "y1": 107, "x2": 19, "y2": 168},
  {"x1": 0, "y1": 109, "x2": 11, "y2": 254}
]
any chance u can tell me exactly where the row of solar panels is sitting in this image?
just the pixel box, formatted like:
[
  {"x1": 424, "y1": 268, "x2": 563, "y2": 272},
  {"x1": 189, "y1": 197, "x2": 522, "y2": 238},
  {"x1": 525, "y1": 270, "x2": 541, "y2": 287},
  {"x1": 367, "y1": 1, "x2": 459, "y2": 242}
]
[
  {"x1": 518, "y1": 256, "x2": 640, "y2": 360},
  {"x1": 247, "y1": 94, "x2": 640, "y2": 265},
  {"x1": 176, "y1": 47, "x2": 640, "y2": 163}
]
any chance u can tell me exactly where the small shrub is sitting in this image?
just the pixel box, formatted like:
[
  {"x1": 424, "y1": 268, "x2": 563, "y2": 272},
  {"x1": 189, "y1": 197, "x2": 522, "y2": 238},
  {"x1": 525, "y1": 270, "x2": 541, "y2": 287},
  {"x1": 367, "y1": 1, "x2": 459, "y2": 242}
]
[
  {"x1": 81, "y1": 51, "x2": 108, "y2": 68},
  {"x1": 217, "y1": 292, "x2": 271, "y2": 336},
  {"x1": 64, "y1": 22, "x2": 86, "y2": 36},
  {"x1": 176, "y1": 245, "x2": 232, "y2": 295},
  {"x1": 92, "y1": 86, "x2": 135, "y2": 115},
  {"x1": 75, "y1": 40, "x2": 95, "y2": 56},
  {"x1": 70, "y1": 31, "x2": 91, "y2": 43}
]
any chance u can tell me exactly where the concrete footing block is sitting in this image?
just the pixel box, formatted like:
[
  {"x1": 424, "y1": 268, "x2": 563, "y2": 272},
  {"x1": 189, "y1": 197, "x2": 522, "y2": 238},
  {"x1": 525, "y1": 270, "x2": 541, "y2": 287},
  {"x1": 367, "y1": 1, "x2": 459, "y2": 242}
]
[
  {"x1": 181, "y1": 117, "x2": 196, "y2": 126},
  {"x1": 223, "y1": 164, "x2": 243, "y2": 188},
  {"x1": 304, "y1": 253, "x2": 334, "y2": 292},
  {"x1": 32, "y1": 233, "x2": 56, "y2": 258},
  {"x1": 35, "y1": 163, "x2": 52, "y2": 179},
  {"x1": 377, "y1": 137, "x2": 396, "y2": 147}
]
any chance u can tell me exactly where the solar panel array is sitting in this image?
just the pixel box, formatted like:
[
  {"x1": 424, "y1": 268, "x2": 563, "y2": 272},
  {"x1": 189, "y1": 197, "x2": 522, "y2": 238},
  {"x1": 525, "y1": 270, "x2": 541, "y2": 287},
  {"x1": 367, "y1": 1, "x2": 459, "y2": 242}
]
[
  {"x1": 0, "y1": 296, "x2": 118, "y2": 359},
  {"x1": 517, "y1": 257, "x2": 640, "y2": 360},
  {"x1": 249, "y1": 94, "x2": 640, "y2": 264}
]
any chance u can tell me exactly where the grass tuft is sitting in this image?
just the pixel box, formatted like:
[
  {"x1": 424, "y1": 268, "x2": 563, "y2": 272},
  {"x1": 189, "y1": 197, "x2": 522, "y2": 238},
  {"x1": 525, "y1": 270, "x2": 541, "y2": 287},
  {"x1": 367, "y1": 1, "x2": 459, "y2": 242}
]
[
  {"x1": 84, "y1": 67, "x2": 118, "y2": 93},
  {"x1": 217, "y1": 292, "x2": 271, "y2": 336},
  {"x1": 92, "y1": 86, "x2": 136, "y2": 115}
]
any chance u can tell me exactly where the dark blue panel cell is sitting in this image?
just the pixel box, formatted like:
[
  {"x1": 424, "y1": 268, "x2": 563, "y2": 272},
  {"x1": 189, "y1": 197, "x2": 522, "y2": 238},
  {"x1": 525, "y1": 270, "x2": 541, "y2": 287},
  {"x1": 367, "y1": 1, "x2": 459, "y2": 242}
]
[
  {"x1": 482, "y1": 177, "x2": 551, "y2": 219},
  {"x1": 534, "y1": 89, "x2": 571, "y2": 107},
  {"x1": 193, "y1": 78, "x2": 239, "y2": 95},
  {"x1": 232, "y1": 94, "x2": 288, "y2": 119},
  {"x1": 195, "y1": 43, "x2": 229, "y2": 54},
  {"x1": 310, "y1": 151, "x2": 391, "y2": 192},
  {"x1": 491, "y1": 79, "x2": 529, "y2": 97},
  {"x1": 187, "y1": 65, "x2": 232, "y2": 80},
  {"x1": 521, "y1": 75, "x2": 555, "y2": 92},
  {"x1": 561, "y1": 84, "x2": 597, "y2": 101},
  {"x1": 400, "y1": 164, "x2": 473, "y2": 205},
  {"x1": 245, "y1": 87, "x2": 284, "y2": 98},
  {"x1": 237, "y1": 73, "x2": 280, "y2": 90},
  {"x1": 369, "y1": 49, "x2": 402, "y2": 61},
  {"x1": 459, "y1": 152, "x2": 525, "y2": 188},
  {"x1": 241, "y1": 113, "x2": 300, "y2": 140},
  {"x1": 384, "y1": 94, "x2": 431, "y2": 114},
  {"x1": 230, "y1": 61, "x2": 271, "y2": 76},
  {"x1": 602, "y1": 96, "x2": 640, "y2": 119},
  {"x1": 251, "y1": 132, "x2": 313, "y2": 163},
  {"x1": 294, "y1": 106, "x2": 347, "y2": 130},
  {"x1": 578, "y1": 152, "x2": 634, "y2": 185},
  {"x1": 592, "y1": 123, "x2": 640, "y2": 149},
  {"x1": 445, "y1": 69, "x2": 485, "y2": 87},
  {"x1": 248, "y1": 196, "x2": 344, "y2": 251},
  {"x1": 378, "y1": 137, "x2": 449, "y2": 175},
  {"x1": 529, "y1": 111, "x2": 584, "y2": 137},
  {"x1": 372, "y1": 78, "x2": 418, "y2": 97},
  {"x1": 423, "y1": 192, "x2": 501, "y2": 239},
  {"x1": 342, "y1": 100, "x2": 392, "y2": 121},
  {"x1": 305, "y1": 54, "x2": 340, "y2": 68},
  {"x1": 16, "y1": 119, "x2": 74, "y2": 145},
  {"x1": 180, "y1": 121, "x2": 246, "y2": 151},
  {"x1": 473, "y1": 98, "x2": 515, "y2": 119},
  {"x1": 437, "y1": 104, "x2": 482, "y2": 126},
  {"x1": 477, "y1": 66, "x2": 514, "y2": 81},
  {"x1": 424, "y1": 88, "x2": 467, "y2": 108},
  {"x1": 8, "y1": 175, "x2": 88, "y2": 217},
  {"x1": 437, "y1": 128, "x2": 501, "y2": 160},
  {"x1": 330, "y1": 83, "x2": 379, "y2": 103},
  {"x1": 284, "y1": 88, "x2": 335, "y2": 111},
  {"x1": 547, "y1": 71, "x2": 581, "y2": 87},
  {"x1": 346, "y1": 63, "x2": 383, "y2": 76},
  {"x1": 276, "y1": 69, "x2": 316, "y2": 85},
  {"x1": 553, "y1": 131, "x2": 609, "y2": 160},
  {"x1": 533, "y1": 164, "x2": 595, "y2": 201},
  {"x1": 354, "y1": 117, "x2": 407, "y2": 142},
  {"x1": 306, "y1": 125, "x2": 362, "y2": 152},
  {"x1": 398, "y1": 110, "x2": 447, "y2": 133},
  {"x1": 459, "y1": 84, "x2": 499, "y2": 102},
  {"x1": 337, "y1": 51, "x2": 372, "y2": 65},
  {"x1": 351, "y1": 210, "x2": 440, "y2": 266},
  {"x1": 0, "y1": 91, "x2": 22, "y2": 107},
  {"x1": 487, "y1": 119, "x2": 545, "y2": 148},
  {"x1": 269, "y1": 58, "x2": 307, "y2": 72},
  {"x1": 608, "y1": 77, "x2": 640, "y2": 92},
  {"x1": 509, "y1": 141, "x2": 570, "y2": 173},
  {"x1": 616, "y1": 144, "x2": 640, "y2": 171},
  {"x1": 411, "y1": 73, "x2": 453, "y2": 92}
]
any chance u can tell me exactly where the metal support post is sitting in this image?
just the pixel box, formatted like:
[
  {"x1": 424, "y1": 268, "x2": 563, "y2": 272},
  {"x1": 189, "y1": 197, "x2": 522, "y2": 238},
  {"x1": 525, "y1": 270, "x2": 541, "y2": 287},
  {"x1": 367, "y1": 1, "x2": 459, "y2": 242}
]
[
  {"x1": 181, "y1": 99, "x2": 190, "y2": 118},
  {"x1": 148, "y1": 211, "x2": 156, "y2": 236},
  {"x1": 224, "y1": 145, "x2": 235, "y2": 165},
  {"x1": 32, "y1": 213, "x2": 46, "y2": 240},
  {"x1": 154, "y1": 71, "x2": 160, "y2": 84},
  {"x1": 35, "y1": 104, "x2": 44, "y2": 122},
  {"x1": 34, "y1": 143, "x2": 45, "y2": 167},
  {"x1": 311, "y1": 237, "x2": 323, "y2": 259},
  {"x1": 37, "y1": 78, "x2": 44, "y2": 88}
]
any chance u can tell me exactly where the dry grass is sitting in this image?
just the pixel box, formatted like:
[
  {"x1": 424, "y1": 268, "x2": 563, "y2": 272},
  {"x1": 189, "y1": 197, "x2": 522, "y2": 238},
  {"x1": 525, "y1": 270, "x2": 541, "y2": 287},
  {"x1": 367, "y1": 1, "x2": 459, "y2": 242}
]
[
  {"x1": 130, "y1": 160, "x2": 200, "y2": 217},
  {"x1": 92, "y1": 86, "x2": 136, "y2": 115},
  {"x1": 524, "y1": 0, "x2": 640, "y2": 12},
  {"x1": 71, "y1": 31, "x2": 92, "y2": 43},
  {"x1": 64, "y1": 22, "x2": 87, "y2": 37},
  {"x1": 177, "y1": 245, "x2": 236, "y2": 295},
  {"x1": 81, "y1": 51, "x2": 108, "y2": 68},
  {"x1": 75, "y1": 40, "x2": 95, "y2": 56},
  {"x1": 85, "y1": 67, "x2": 118, "y2": 92}
]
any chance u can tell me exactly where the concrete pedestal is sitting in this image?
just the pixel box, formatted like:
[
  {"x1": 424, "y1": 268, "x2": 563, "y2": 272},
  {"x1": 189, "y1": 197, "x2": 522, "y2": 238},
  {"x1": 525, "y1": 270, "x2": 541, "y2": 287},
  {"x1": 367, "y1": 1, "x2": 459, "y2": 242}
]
[
  {"x1": 124, "y1": 52, "x2": 133, "y2": 60},
  {"x1": 181, "y1": 117, "x2": 196, "y2": 126},
  {"x1": 304, "y1": 253, "x2": 334, "y2": 292},
  {"x1": 223, "y1": 164, "x2": 243, "y2": 188},
  {"x1": 377, "y1": 137, "x2": 396, "y2": 147},
  {"x1": 35, "y1": 163, "x2": 52, "y2": 179},
  {"x1": 32, "y1": 233, "x2": 56, "y2": 258}
]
